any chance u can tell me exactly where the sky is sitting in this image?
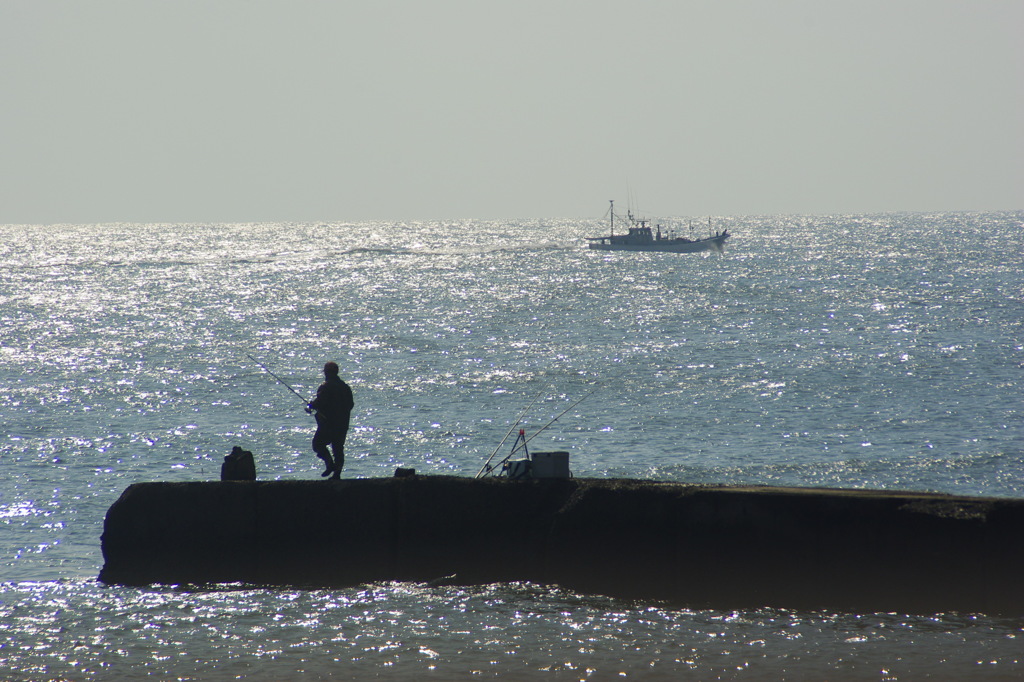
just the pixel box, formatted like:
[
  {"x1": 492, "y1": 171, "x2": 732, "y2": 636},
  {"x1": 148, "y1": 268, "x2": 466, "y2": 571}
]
[{"x1": 1, "y1": 0, "x2": 1021, "y2": 224}]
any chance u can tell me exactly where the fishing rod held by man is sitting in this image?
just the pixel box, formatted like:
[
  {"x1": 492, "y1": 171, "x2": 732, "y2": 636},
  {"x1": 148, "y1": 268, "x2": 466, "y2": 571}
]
[{"x1": 247, "y1": 353, "x2": 310, "y2": 406}]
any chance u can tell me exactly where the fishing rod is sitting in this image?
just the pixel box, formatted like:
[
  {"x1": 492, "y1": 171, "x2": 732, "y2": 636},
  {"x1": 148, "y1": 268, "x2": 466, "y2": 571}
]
[
  {"x1": 246, "y1": 353, "x2": 311, "y2": 406},
  {"x1": 520, "y1": 384, "x2": 600, "y2": 447},
  {"x1": 478, "y1": 384, "x2": 601, "y2": 477},
  {"x1": 476, "y1": 388, "x2": 547, "y2": 478}
]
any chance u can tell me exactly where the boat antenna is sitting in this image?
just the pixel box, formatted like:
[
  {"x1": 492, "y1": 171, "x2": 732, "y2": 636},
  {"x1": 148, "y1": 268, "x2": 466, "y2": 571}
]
[{"x1": 246, "y1": 352, "x2": 311, "y2": 406}]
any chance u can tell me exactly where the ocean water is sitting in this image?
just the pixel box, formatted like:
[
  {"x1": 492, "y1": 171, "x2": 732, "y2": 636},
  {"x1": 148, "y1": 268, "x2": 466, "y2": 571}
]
[{"x1": 1, "y1": 212, "x2": 1021, "y2": 679}]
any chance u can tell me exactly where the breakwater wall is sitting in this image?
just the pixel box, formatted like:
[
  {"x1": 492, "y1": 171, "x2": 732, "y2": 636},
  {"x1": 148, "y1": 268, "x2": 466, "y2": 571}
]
[{"x1": 99, "y1": 476, "x2": 1024, "y2": 615}]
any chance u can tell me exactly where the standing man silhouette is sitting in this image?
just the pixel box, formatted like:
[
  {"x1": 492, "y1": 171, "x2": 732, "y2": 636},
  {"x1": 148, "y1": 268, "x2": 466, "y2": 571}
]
[{"x1": 305, "y1": 361, "x2": 353, "y2": 479}]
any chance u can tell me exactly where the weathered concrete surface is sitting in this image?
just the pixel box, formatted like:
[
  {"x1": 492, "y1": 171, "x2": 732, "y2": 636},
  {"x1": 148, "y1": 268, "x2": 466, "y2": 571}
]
[{"x1": 99, "y1": 476, "x2": 1024, "y2": 615}]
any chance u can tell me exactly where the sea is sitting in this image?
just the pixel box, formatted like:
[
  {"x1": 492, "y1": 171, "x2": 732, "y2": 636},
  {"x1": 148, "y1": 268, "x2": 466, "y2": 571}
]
[{"x1": 1, "y1": 211, "x2": 1022, "y2": 680}]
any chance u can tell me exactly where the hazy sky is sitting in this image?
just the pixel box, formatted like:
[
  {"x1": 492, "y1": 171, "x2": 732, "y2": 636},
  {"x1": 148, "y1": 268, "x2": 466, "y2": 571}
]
[{"x1": 2, "y1": 0, "x2": 1021, "y2": 223}]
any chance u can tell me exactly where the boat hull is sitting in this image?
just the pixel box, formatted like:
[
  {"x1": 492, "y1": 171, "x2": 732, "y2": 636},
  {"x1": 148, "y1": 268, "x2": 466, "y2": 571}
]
[{"x1": 586, "y1": 234, "x2": 727, "y2": 253}]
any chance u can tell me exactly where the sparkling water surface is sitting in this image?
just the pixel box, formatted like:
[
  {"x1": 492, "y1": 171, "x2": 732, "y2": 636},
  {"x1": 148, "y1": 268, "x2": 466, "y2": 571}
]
[{"x1": 1, "y1": 213, "x2": 1022, "y2": 678}]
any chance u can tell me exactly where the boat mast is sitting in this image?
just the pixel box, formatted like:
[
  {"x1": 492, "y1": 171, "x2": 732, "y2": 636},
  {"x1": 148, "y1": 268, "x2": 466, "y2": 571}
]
[{"x1": 609, "y1": 199, "x2": 614, "y2": 237}]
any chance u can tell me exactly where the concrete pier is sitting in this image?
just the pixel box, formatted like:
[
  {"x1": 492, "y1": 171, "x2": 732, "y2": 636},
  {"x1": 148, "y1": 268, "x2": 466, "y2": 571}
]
[{"x1": 99, "y1": 476, "x2": 1024, "y2": 615}]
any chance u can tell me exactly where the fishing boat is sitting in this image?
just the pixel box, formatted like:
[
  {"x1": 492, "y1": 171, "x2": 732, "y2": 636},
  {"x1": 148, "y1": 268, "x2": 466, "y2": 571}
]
[{"x1": 585, "y1": 200, "x2": 729, "y2": 253}]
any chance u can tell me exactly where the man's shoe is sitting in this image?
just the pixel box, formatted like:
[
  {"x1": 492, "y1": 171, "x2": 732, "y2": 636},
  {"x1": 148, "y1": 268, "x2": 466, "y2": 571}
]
[{"x1": 321, "y1": 465, "x2": 334, "y2": 477}]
